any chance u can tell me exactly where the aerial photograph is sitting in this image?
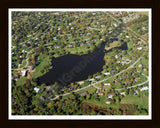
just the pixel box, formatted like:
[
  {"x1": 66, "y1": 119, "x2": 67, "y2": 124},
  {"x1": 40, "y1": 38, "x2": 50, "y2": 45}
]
[{"x1": 10, "y1": 9, "x2": 151, "y2": 118}]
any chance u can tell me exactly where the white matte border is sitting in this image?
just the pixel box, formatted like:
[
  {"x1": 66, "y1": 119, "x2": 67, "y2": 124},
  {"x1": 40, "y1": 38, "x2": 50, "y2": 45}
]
[{"x1": 8, "y1": 8, "x2": 152, "y2": 120}]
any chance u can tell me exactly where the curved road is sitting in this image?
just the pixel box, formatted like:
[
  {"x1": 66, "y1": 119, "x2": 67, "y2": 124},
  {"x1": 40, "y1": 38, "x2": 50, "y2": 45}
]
[{"x1": 50, "y1": 57, "x2": 143, "y2": 100}]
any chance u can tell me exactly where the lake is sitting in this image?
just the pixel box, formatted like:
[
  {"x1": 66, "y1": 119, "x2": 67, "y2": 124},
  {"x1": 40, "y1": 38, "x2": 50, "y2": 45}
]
[{"x1": 38, "y1": 42, "x2": 128, "y2": 86}]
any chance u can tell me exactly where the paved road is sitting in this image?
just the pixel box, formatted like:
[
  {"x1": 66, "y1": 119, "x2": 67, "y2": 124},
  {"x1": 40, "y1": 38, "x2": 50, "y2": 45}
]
[
  {"x1": 12, "y1": 43, "x2": 55, "y2": 70},
  {"x1": 115, "y1": 70, "x2": 149, "y2": 91},
  {"x1": 115, "y1": 80, "x2": 149, "y2": 91},
  {"x1": 50, "y1": 57, "x2": 142, "y2": 100},
  {"x1": 12, "y1": 49, "x2": 34, "y2": 70}
]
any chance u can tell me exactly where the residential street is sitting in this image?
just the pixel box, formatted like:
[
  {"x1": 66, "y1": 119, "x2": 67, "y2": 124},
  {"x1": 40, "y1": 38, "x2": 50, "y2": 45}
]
[{"x1": 51, "y1": 57, "x2": 144, "y2": 100}]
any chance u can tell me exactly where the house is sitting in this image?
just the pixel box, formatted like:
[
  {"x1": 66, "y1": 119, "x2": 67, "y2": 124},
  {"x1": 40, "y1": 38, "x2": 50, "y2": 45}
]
[
  {"x1": 34, "y1": 87, "x2": 40, "y2": 93},
  {"x1": 53, "y1": 37, "x2": 57, "y2": 40},
  {"x1": 111, "y1": 69, "x2": 116, "y2": 74},
  {"x1": 120, "y1": 92, "x2": 126, "y2": 96},
  {"x1": 29, "y1": 66, "x2": 34, "y2": 71},
  {"x1": 105, "y1": 101, "x2": 110, "y2": 104},
  {"x1": 78, "y1": 81, "x2": 84, "y2": 85},
  {"x1": 54, "y1": 45, "x2": 60, "y2": 49},
  {"x1": 89, "y1": 78, "x2": 94, "y2": 82},
  {"x1": 137, "y1": 41, "x2": 142, "y2": 45},
  {"x1": 48, "y1": 87, "x2": 54, "y2": 92},
  {"x1": 14, "y1": 77, "x2": 19, "y2": 81},
  {"x1": 21, "y1": 70, "x2": 27, "y2": 76},
  {"x1": 104, "y1": 83, "x2": 111, "y2": 86},
  {"x1": 135, "y1": 77, "x2": 140, "y2": 82},
  {"x1": 98, "y1": 91, "x2": 105, "y2": 95},
  {"x1": 143, "y1": 68, "x2": 147, "y2": 72},
  {"x1": 115, "y1": 81, "x2": 120, "y2": 85},
  {"x1": 138, "y1": 64, "x2": 143, "y2": 68},
  {"x1": 95, "y1": 75, "x2": 101, "y2": 79},
  {"x1": 79, "y1": 91, "x2": 87, "y2": 97},
  {"x1": 134, "y1": 90, "x2": 139, "y2": 95},
  {"x1": 140, "y1": 86, "x2": 149, "y2": 91},
  {"x1": 104, "y1": 72, "x2": 110, "y2": 75},
  {"x1": 107, "y1": 92, "x2": 115, "y2": 99},
  {"x1": 101, "y1": 25, "x2": 105, "y2": 27},
  {"x1": 120, "y1": 75, "x2": 127, "y2": 80},
  {"x1": 68, "y1": 44, "x2": 73, "y2": 47},
  {"x1": 113, "y1": 23, "x2": 117, "y2": 27},
  {"x1": 126, "y1": 35, "x2": 129, "y2": 38},
  {"x1": 137, "y1": 47, "x2": 142, "y2": 50},
  {"x1": 69, "y1": 86, "x2": 75, "y2": 91},
  {"x1": 60, "y1": 88, "x2": 64, "y2": 93},
  {"x1": 115, "y1": 54, "x2": 118, "y2": 59}
]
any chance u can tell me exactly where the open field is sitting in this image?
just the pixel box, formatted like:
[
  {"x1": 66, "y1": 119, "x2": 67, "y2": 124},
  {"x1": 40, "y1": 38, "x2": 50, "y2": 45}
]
[
  {"x1": 136, "y1": 11, "x2": 149, "y2": 16},
  {"x1": 120, "y1": 95, "x2": 148, "y2": 109}
]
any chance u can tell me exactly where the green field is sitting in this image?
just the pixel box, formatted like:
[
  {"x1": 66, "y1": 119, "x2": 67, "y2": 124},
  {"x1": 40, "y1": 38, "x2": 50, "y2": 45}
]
[
  {"x1": 19, "y1": 60, "x2": 27, "y2": 68},
  {"x1": 32, "y1": 55, "x2": 52, "y2": 78},
  {"x1": 120, "y1": 95, "x2": 148, "y2": 109},
  {"x1": 136, "y1": 11, "x2": 149, "y2": 16}
]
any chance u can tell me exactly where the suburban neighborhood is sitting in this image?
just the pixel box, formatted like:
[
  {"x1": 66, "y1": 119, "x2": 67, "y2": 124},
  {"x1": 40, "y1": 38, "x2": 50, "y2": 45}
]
[{"x1": 11, "y1": 10, "x2": 150, "y2": 115}]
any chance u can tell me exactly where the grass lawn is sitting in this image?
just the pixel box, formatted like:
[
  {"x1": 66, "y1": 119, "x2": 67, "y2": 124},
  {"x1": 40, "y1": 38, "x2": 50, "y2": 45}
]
[
  {"x1": 32, "y1": 56, "x2": 52, "y2": 78},
  {"x1": 86, "y1": 95, "x2": 119, "y2": 109},
  {"x1": 19, "y1": 60, "x2": 27, "y2": 68},
  {"x1": 85, "y1": 86, "x2": 96, "y2": 94},
  {"x1": 112, "y1": 84, "x2": 122, "y2": 89},
  {"x1": 120, "y1": 95, "x2": 148, "y2": 109},
  {"x1": 16, "y1": 77, "x2": 28, "y2": 86},
  {"x1": 86, "y1": 95, "x2": 107, "y2": 107},
  {"x1": 105, "y1": 41, "x2": 120, "y2": 50},
  {"x1": 136, "y1": 11, "x2": 149, "y2": 16},
  {"x1": 95, "y1": 84, "x2": 111, "y2": 90},
  {"x1": 66, "y1": 44, "x2": 90, "y2": 54}
]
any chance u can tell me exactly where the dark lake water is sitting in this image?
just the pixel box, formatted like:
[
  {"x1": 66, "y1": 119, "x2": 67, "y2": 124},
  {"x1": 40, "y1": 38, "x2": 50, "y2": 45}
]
[{"x1": 38, "y1": 42, "x2": 128, "y2": 86}]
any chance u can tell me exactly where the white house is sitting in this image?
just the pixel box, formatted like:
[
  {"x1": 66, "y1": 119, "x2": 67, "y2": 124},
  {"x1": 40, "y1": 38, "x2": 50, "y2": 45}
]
[
  {"x1": 126, "y1": 35, "x2": 129, "y2": 38},
  {"x1": 113, "y1": 23, "x2": 117, "y2": 27},
  {"x1": 34, "y1": 87, "x2": 40, "y2": 93},
  {"x1": 120, "y1": 92, "x2": 126, "y2": 96},
  {"x1": 115, "y1": 54, "x2": 118, "y2": 59},
  {"x1": 95, "y1": 75, "x2": 101, "y2": 79},
  {"x1": 137, "y1": 47, "x2": 142, "y2": 50},
  {"x1": 104, "y1": 72, "x2": 110, "y2": 75},
  {"x1": 27, "y1": 35, "x2": 31, "y2": 37},
  {"x1": 109, "y1": 31, "x2": 112, "y2": 34},
  {"x1": 104, "y1": 83, "x2": 111, "y2": 86},
  {"x1": 140, "y1": 86, "x2": 149, "y2": 91},
  {"x1": 21, "y1": 70, "x2": 27, "y2": 76},
  {"x1": 89, "y1": 78, "x2": 94, "y2": 82},
  {"x1": 105, "y1": 101, "x2": 110, "y2": 104}
]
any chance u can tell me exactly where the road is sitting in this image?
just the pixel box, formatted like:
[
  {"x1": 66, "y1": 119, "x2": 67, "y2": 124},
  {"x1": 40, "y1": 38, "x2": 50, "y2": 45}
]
[
  {"x1": 12, "y1": 49, "x2": 34, "y2": 70},
  {"x1": 106, "y1": 12, "x2": 148, "y2": 43},
  {"x1": 12, "y1": 43, "x2": 56, "y2": 71},
  {"x1": 50, "y1": 57, "x2": 142, "y2": 100},
  {"x1": 115, "y1": 70, "x2": 149, "y2": 91}
]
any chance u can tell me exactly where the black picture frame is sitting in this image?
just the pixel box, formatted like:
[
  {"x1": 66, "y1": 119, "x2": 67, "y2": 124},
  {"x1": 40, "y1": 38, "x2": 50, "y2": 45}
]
[{"x1": 0, "y1": 0, "x2": 159, "y2": 128}]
